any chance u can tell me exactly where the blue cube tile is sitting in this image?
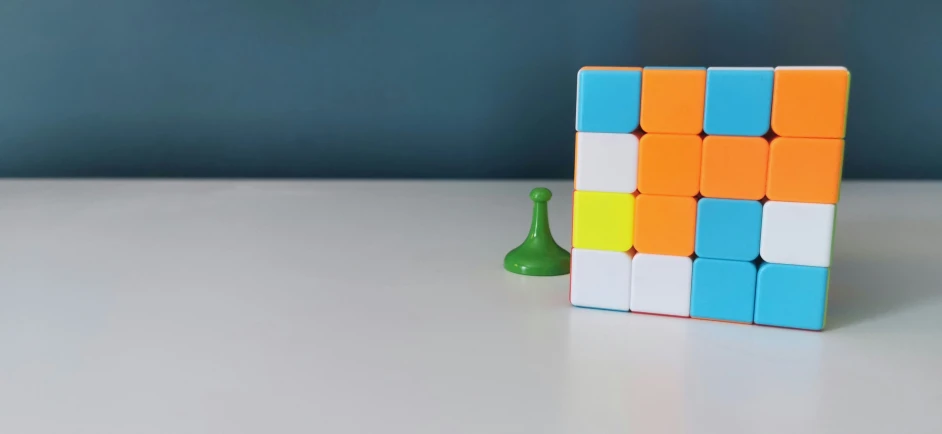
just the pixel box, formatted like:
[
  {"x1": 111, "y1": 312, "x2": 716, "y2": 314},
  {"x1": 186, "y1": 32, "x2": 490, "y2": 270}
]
[
  {"x1": 703, "y1": 67, "x2": 774, "y2": 136},
  {"x1": 754, "y1": 263, "x2": 829, "y2": 331},
  {"x1": 691, "y1": 258, "x2": 757, "y2": 323},
  {"x1": 695, "y1": 198, "x2": 762, "y2": 261},
  {"x1": 576, "y1": 68, "x2": 642, "y2": 133}
]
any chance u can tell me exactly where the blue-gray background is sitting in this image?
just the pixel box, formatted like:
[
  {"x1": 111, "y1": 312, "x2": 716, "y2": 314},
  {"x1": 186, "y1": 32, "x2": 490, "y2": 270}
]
[{"x1": 0, "y1": 0, "x2": 938, "y2": 178}]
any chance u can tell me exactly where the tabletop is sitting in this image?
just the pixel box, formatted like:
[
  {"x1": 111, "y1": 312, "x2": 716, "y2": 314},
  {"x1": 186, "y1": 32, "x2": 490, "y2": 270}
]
[{"x1": 0, "y1": 179, "x2": 939, "y2": 434}]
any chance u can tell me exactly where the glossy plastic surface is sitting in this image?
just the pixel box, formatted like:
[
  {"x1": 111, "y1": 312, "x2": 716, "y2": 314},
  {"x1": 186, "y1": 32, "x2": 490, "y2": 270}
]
[
  {"x1": 703, "y1": 67, "x2": 774, "y2": 136},
  {"x1": 691, "y1": 258, "x2": 757, "y2": 323},
  {"x1": 699, "y1": 135, "x2": 769, "y2": 200},
  {"x1": 574, "y1": 132, "x2": 639, "y2": 194},
  {"x1": 770, "y1": 67, "x2": 850, "y2": 139},
  {"x1": 754, "y1": 263, "x2": 829, "y2": 331},
  {"x1": 640, "y1": 67, "x2": 706, "y2": 134},
  {"x1": 569, "y1": 64, "x2": 849, "y2": 332},
  {"x1": 504, "y1": 188, "x2": 571, "y2": 276},
  {"x1": 630, "y1": 253, "x2": 693, "y2": 317},
  {"x1": 633, "y1": 195, "x2": 697, "y2": 257},
  {"x1": 571, "y1": 190, "x2": 635, "y2": 252},
  {"x1": 570, "y1": 248, "x2": 633, "y2": 311},
  {"x1": 576, "y1": 67, "x2": 642, "y2": 133},
  {"x1": 637, "y1": 134, "x2": 702, "y2": 197},
  {"x1": 695, "y1": 198, "x2": 762, "y2": 261},
  {"x1": 760, "y1": 201, "x2": 835, "y2": 268},
  {"x1": 766, "y1": 137, "x2": 845, "y2": 204}
]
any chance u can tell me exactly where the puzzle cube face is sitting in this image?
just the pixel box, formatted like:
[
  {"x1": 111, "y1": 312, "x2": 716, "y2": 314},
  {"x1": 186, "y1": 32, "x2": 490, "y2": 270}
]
[
  {"x1": 634, "y1": 195, "x2": 697, "y2": 257},
  {"x1": 703, "y1": 67, "x2": 774, "y2": 136},
  {"x1": 570, "y1": 249, "x2": 633, "y2": 312},
  {"x1": 771, "y1": 67, "x2": 850, "y2": 139},
  {"x1": 640, "y1": 67, "x2": 706, "y2": 134},
  {"x1": 766, "y1": 137, "x2": 844, "y2": 204},
  {"x1": 575, "y1": 132, "x2": 639, "y2": 194},
  {"x1": 699, "y1": 135, "x2": 769, "y2": 200},
  {"x1": 637, "y1": 134, "x2": 702, "y2": 196},
  {"x1": 571, "y1": 191, "x2": 634, "y2": 252},
  {"x1": 576, "y1": 68, "x2": 642, "y2": 133},
  {"x1": 754, "y1": 263, "x2": 829, "y2": 331},
  {"x1": 570, "y1": 64, "x2": 847, "y2": 331},
  {"x1": 630, "y1": 253, "x2": 692, "y2": 317},
  {"x1": 691, "y1": 258, "x2": 757, "y2": 323},
  {"x1": 760, "y1": 201, "x2": 835, "y2": 267},
  {"x1": 695, "y1": 198, "x2": 762, "y2": 261}
]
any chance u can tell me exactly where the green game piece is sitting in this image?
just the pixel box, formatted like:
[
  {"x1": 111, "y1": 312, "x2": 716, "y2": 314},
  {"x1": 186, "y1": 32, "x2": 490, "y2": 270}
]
[{"x1": 504, "y1": 187, "x2": 571, "y2": 276}]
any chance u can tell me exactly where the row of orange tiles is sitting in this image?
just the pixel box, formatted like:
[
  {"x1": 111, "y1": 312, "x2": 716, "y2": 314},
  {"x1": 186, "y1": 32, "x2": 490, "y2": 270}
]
[{"x1": 576, "y1": 133, "x2": 845, "y2": 205}]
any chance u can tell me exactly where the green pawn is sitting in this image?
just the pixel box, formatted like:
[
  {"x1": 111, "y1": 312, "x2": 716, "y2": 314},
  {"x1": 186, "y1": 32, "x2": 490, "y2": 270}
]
[{"x1": 504, "y1": 187, "x2": 571, "y2": 276}]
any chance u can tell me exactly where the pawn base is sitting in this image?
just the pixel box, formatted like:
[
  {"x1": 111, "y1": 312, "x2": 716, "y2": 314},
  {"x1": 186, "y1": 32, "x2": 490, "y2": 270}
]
[{"x1": 503, "y1": 245, "x2": 571, "y2": 276}]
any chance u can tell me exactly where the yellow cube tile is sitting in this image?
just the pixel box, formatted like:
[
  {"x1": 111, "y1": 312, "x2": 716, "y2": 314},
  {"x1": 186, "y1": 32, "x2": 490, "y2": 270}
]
[{"x1": 572, "y1": 191, "x2": 635, "y2": 251}]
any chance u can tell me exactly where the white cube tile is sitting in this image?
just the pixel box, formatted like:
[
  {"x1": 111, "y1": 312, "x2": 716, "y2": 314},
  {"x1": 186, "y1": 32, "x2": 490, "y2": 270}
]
[
  {"x1": 570, "y1": 249, "x2": 633, "y2": 312},
  {"x1": 575, "y1": 132, "x2": 639, "y2": 193},
  {"x1": 630, "y1": 253, "x2": 692, "y2": 317},
  {"x1": 760, "y1": 201, "x2": 835, "y2": 267}
]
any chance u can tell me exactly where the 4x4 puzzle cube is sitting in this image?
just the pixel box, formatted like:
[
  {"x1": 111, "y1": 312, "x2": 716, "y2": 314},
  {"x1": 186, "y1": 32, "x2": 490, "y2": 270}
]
[{"x1": 569, "y1": 66, "x2": 849, "y2": 331}]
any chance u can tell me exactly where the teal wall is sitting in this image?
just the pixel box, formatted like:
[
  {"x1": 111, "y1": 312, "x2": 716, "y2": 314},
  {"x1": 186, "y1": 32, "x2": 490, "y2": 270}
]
[{"x1": 0, "y1": 0, "x2": 938, "y2": 178}]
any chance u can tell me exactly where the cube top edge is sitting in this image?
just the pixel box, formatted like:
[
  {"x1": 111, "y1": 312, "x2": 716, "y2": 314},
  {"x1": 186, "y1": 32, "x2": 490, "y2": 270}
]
[
  {"x1": 708, "y1": 67, "x2": 773, "y2": 71},
  {"x1": 645, "y1": 66, "x2": 706, "y2": 70},
  {"x1": 775, "y1": 66, "x2": 848, "y2": 71},
  {"x1": 579, "y1": 66, "x2": 642, "y2": 72},
  {"x1": 577, "y1": 65, "x2": 849, "y2": 72}
]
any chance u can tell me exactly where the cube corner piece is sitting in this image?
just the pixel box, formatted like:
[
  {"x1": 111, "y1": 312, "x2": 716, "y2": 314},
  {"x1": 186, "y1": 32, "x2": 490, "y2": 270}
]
[
  {"x1": 570, "y1": 248, "x2": 634, "y2": 312},
  {"x1": 576, "y1": 67, "x2": 642, "y2": 134},
  {"x1": 754, "y1": 263, "x2": 829, "y2": 331},
  {"x1": 770, "y1": 66, "x2": 850, "y2": 139}
]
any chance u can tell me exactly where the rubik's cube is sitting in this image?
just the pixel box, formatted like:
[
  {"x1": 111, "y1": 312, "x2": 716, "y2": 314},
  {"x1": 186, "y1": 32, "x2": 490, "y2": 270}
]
[{"x1": 569, "y1": 66, "x2": 849, "y2": 331}]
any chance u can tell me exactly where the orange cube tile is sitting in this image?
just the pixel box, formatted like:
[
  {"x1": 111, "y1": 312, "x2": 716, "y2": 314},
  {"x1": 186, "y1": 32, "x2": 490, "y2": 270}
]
[
  {"x1": 766, "y1": 137, "x2": 844, "y2": 204},
  {"x1": 640, "y1": 67, "x2": 707, "y2": 134},
  {"x1": 637, "y1": 134, "x2": 702, "y2": 196},
  {"x1": 634, "y1": 194, "x2": 697, "y2": 256},
  {"x1": 700, "y1": 135, "x2": 769, "y2": 200},
  {"x1": 771, "y1": 67, "x2": 850, "y2": 139}
]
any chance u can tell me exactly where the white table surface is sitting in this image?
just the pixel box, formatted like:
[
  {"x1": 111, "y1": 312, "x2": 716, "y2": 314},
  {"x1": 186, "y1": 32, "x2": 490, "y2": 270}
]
[{"x1": 0, "y1": 179, "x2": 939, "y2": 434}]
